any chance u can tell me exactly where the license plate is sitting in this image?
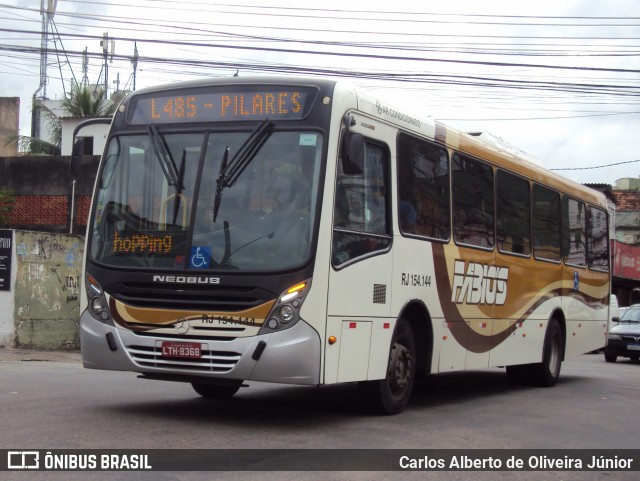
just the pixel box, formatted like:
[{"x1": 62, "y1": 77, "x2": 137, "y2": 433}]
[
  {"x1": 161, "y1": 341, "x2": 203, "y2": 359},
  {"x1": 627, "y1": 344, "x2": 640, "y2": 351}
]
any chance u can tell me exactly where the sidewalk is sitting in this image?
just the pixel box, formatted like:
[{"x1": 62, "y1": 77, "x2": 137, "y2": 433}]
[{"x1": 0, "y1": 347, "x2": 81, "y2": 363}]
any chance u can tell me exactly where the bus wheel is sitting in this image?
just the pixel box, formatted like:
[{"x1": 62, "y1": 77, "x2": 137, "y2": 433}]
[
  {"x1": 192, "y1": 381, "x2": 242, "y2": 399},
  {"x1": 360, "y1": 319, "x2": 416, "y2": 415},
  {"x1": 534, "y1": 318, "x2": 563, "y2": 386},
  {"x1": 506, "y1": 319, "x2": 563, "y2": 387}
]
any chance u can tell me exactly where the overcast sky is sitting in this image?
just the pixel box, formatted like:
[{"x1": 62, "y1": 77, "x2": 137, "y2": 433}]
[{"x1": 1, "y1": 0, "x2": 639, "y2": 186}]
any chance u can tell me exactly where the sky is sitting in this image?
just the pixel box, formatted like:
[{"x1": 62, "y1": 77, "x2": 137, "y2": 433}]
[{"x1": 1, "y1": 0, "x2": 639, "y2": 186}]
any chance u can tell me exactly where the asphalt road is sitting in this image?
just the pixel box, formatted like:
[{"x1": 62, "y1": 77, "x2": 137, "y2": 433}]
[{"x1": 0, "y1": 351, "x2": 638, "y2": 481}]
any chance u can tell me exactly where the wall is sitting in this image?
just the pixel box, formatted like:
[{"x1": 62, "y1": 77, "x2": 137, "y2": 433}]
[
  {"x1": 0, "y1": 97, "x2": 19, "y2": 156},
  {"x1": 9, "y1": 230, "x2": 84, "y2": 350},
  {"x1": 0, "y1": 155, "x2": 99, "y2": 233}
]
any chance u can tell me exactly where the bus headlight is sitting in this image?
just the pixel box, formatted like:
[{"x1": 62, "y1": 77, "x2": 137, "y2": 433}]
[
  {"x1": 279, "y1": 305, "x2": 295, "y2": 323},
  {"x1": 608, "y1": 333, "x2": 622, "y2": 341},
  {"x1": 85, "y1": 274, "x2": 114, "y2": 325},
  {"x1": 259, "y1": 279, "x2": 311, "y2": 334}
]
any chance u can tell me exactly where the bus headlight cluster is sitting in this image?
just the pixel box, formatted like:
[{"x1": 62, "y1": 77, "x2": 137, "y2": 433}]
[
  {"x1": 260, "y1": 279, "x2": 311, "y2": 334},
  {"x1": 608, "y1": 333, "x2": 622, "y2": 341},
  {"x1": 85, "y1": 274, "x2": 113, "y2": 325}
]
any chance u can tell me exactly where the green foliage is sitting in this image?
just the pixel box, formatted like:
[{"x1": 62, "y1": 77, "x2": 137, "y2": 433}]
[
  {"x1": 17, "y1": 134, "x2": 61, "y2": 156},
  {"x1": 0, "y1": 188, "x2": 14, "y2": 226},
  {"x1": 18, "y1": 82, "x2": 115, "y2": 155},
  {"x1": 62, "y1": 83, "x2": 115, "y2": 118}
]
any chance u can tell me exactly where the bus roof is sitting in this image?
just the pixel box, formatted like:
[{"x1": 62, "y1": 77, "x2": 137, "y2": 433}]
[
  {"x1": 349, "y1": 81, "x2": 607, "y2": 208},
  {"x1": 126, "y1": 75, "x2": 608, "y2": 209}
]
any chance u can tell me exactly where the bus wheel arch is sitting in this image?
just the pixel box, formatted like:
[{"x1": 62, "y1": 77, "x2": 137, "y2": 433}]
[
  {"x1": 506, "y1": 311, "x2": 565, "y2": 387},
  {"x1": 360, "y1": 317, "x2": 416, "y2": 415},
  {"x1": 359, "y1": 301, "x2": 433, "y2": 415},
  {"x1": 398, "y1": 301, "x2": 434, "y2": 375}
]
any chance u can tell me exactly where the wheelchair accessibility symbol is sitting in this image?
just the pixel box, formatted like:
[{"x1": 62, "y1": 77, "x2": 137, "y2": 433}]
[{"x1": 190, "y1": 246, "x2": 211, "y2": 269}]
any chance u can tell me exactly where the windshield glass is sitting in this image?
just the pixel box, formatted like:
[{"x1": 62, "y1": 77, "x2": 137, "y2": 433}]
[
  {"x1": 620, "y1": 306, "x2": 640, "y2": 323},
  {"x1": 90, "y1": 129, "x2": 323, "y2": 272}
]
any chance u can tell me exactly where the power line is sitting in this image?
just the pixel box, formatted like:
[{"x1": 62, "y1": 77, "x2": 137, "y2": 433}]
[
  {"x1": 2, "y1": 27, "x2": 640, "y2": 76},
  {"x1": 550, "y1": 159, "x2": 640, "y2": 171}
]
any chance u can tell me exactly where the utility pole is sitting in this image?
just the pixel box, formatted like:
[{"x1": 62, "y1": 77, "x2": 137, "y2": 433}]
[
  {"x1": 31, "y1": 0, "x2": 57, "y2": 139},
  {"x1": 82, "y1": 47, "x2": 89, "y2": 87},
  {"x1": 132, "y1": 42, "x2": 139, "y2": 91},
  {"x1": 101, "y1": 32, "x2": 109, "y2": 95},
  {"x1": 113, "y1": 72, "x2": 120, "y2": 94}
]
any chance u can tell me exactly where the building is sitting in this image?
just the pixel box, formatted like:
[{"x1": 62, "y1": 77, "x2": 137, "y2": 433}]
[
  {"x1": 0, "y1": 97, "x2": 19, "y2": 156},
  {"x1": 611, "y1": 177, "x2": 640, "y2": 306}
]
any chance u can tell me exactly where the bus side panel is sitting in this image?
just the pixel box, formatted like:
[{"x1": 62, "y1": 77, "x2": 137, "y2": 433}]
[
  {"x1": 563, "y1": 265, "x2": 609, "y2": 357},
  {"x1": 325, "y1": 252, "x2": 393, "y2": 384},
  {"x1": 489, "y1": 253, "x2": 562, "y2": 367}
]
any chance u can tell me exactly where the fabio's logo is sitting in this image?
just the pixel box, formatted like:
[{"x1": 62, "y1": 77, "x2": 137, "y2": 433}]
[{"x1": 451, "y1": 260, "x2": 509, "y2": 305}]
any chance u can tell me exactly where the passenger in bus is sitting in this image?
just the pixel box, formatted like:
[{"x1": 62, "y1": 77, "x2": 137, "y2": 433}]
[{"x1": 399, "y1": 199, "x2": 417, "y2": 229}]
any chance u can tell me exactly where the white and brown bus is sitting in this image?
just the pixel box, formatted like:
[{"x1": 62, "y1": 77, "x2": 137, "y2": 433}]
[{"x1": 73, "y1": 76, "x2": 610, "y2": 414}]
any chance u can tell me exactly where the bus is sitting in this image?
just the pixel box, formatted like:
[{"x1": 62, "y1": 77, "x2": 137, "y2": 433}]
[{"x1": 72, "y1": 76, "x2": 611, "y2": 415}]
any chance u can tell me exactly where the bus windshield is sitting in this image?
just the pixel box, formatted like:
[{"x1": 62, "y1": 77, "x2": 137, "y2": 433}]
[{"x1": 89, "y1": 128, "x2": 323, "y2": 272}]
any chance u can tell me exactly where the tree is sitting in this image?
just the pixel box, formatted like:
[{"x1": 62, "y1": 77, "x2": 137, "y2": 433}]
[
  {"x1": 0, "y1": 188, "x2": 14, "y2": 226},
  {"x1": 62, "y1": 83, "x2": 115, "y2": 118},
  {"x1": 12, "y1": 83, "x2": 116, "y2": 155}
]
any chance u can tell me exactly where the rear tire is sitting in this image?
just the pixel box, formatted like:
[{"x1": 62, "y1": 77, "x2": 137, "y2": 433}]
[
  {"x1": 360, "y1": 319, "x2": 416, "y2": 415},
  {"x1": 192, "y1": 381, "x2": 242, "y2": 399},
  {"x1": 507, "y1": 319, "x2": 563, "y2": 387},
  {"x1": 530, "y1": 318, "x2": 563, "y2": 386}
]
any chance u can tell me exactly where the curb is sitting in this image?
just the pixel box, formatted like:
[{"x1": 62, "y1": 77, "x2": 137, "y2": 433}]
[{"x1": 0, "y1": 347, "x2": 82, "y2": 363}]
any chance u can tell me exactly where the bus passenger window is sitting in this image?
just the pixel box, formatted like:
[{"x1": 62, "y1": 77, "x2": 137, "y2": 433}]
[
  {"x1": 397, "y1": 133, "x2": 450, "y2": 241},
  {"x1": 562, "y1": 197, "x2": 586, "y2": 267},
  {"x1": 332, "y1": 141, "x2": 391, "y2": 266},
  {"x1": 533, "y1": 184, "x2": 561, "y2": 262},
  {"x1": 452, "y1": 153, "x2": 494, "y2": 248},
  {"x1": 497, "y1": 170, "x2": 530, "y2": 255},
  {"x1": 587, "y1": 206, "x2": 609, "y2": 271}
]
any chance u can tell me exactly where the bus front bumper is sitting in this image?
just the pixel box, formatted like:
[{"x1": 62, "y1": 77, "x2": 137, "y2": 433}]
[{"x1": 80, "y1": 311, "x2": 321, "y2": 385}]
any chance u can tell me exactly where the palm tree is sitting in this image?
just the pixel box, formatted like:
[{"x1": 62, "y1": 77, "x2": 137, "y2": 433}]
[
  {"x1": 10, "y1": 82, "x2": 116, "y2": 155},
  {"x1": 62, "y1": 83, "x2": 115, "y2": 118}
]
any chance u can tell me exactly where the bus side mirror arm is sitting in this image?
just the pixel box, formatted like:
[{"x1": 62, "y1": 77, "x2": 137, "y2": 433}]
[
  {"x1": 70, "y1": 138, "x2": 85, "y2": 179},
  {"x1": 69, "y1": 117, "x2": 112, "y2": 180}
]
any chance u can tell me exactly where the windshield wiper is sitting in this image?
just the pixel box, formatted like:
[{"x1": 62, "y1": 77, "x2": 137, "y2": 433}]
[
  {"x1": 147, "y1": 123, "x2": 180, "y2": 187},
  {"x1": 213, "y1": 119, "x2": 273, "y2": 222},
  {"x1": 171, "y1": 149, "x2": 187, "y2": 226}
]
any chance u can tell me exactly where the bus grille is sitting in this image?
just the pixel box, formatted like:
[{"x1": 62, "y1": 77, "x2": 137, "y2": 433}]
[
  {"x1": 126, "y1": 345, "x2": 241, "y2": 373},
  {"x1": 108, "y1": 282, "x2": 274, "y2": 312}
]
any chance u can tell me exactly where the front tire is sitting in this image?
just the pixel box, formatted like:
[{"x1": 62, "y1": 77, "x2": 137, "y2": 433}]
[
  {"x1": 360, "y1": 319, "x2": 416, "y2": 415},
  {"x1": 192, "y1": 381, "x2": 242, "y2": 399}
]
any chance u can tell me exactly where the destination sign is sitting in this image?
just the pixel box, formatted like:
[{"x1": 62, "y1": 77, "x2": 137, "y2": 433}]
[{"x1": 127, "y1": 86, "x2": 318, "y2": 124}]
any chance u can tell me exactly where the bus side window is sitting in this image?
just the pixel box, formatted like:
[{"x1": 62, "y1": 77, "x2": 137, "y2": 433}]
[
  {"x1": 452, "y1": 153, "x2": 495, "y2": 249},
  {"x1": 333, "y1": 140, "x2": 391, "y2": 266},
  {"x1": 397, "y1": 133, "x2": 450, "y2": 241},
  {"x1": 562, "y1": 197, "x2": 586, "y2": 267},
  {"x1": 587, "y1": 206, "x2": 609, "y2": 271},
  {"x1": 533, "y1": 184, "x2": 561, "y2": 262},
  {"x1": 496, "y1": 170, "x2": 531, "y2": 255}
]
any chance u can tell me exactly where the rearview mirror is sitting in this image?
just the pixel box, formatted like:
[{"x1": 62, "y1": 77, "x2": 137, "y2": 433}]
[{"x1": 341, "y1": 131, "x2": 364, "y2": 175}]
